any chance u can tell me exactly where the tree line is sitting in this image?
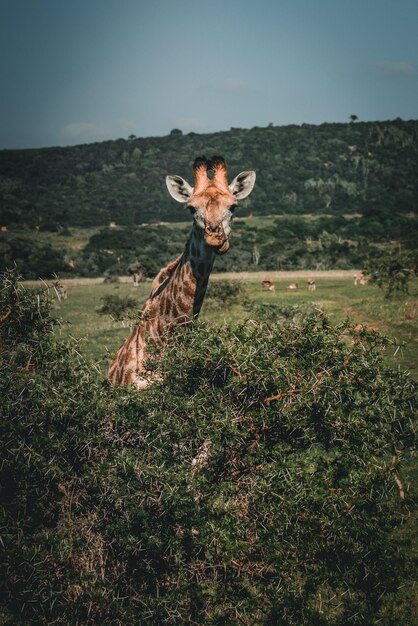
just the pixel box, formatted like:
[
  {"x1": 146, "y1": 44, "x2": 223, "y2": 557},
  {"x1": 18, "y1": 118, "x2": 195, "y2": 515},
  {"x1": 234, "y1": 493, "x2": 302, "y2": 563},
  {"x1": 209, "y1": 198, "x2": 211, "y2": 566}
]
[
  {"x1": 0, "y1": 119, "x2": 417, "y2": 229},
  {"x1": 2, "y1": 212, "x2": 418, "y2": 279}
]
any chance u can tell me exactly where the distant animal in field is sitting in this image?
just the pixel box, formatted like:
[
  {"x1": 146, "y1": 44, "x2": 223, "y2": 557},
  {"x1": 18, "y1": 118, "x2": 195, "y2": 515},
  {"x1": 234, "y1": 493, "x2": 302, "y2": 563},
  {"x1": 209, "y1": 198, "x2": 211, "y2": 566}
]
[
  {"x1": 354, "y1": 272, "x2": 368, "y2": 286},
  {"x1": 133, "y1": 271, "x2": 143, "y2": 287},
  {"x1": 262, "y1": 279, "x2": 275, "y2": 291},
  {"x1": 56, "y1": 282, "x2": 68, "y2": 300},
  {"x1": 404, "y1": 301, "x2": 417, "y2": 320},
  {"x1": 288, "y1": 283, "x2": 298, "y2": 290},
  {"x1": 307, "y1": 278, "x2": 316, "y2": 291}
]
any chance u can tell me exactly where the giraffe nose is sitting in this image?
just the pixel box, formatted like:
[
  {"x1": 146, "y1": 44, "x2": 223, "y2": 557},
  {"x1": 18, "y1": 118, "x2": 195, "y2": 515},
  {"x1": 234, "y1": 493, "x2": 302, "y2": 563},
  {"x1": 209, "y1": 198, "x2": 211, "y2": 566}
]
[{"x1": 205, "y1": 222, "x2": 222, "y2": 235}]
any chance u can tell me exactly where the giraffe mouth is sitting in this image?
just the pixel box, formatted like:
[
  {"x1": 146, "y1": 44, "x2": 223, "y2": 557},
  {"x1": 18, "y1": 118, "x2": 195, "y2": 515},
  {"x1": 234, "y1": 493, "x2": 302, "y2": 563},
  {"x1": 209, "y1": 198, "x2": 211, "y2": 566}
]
[
  {"x1": 215, "y1": 240, "x2": 229, "y2": 254},
  {"x1": 204, "y1": 233, "x2": 229, "y2": 254}
]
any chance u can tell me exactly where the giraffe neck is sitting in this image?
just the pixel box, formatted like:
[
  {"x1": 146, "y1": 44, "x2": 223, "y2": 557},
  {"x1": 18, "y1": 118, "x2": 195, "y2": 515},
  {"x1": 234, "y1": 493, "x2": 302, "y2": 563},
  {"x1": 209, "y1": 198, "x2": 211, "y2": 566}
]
[
  {"x1": 108, "y1": 225, "x2": 218, "y2": 388},
  {"x1": 143, "y1": 223, "x2": 217, "y2": 331},
  {"x1": 185, "y1": 222, "x2": 217, "y2": 316}
]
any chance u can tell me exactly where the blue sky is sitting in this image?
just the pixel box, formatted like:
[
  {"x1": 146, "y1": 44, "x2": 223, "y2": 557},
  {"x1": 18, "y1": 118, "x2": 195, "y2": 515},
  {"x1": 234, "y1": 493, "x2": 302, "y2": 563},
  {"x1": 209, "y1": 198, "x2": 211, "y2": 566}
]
[{"x1": 1, "y1": 0, "x2": 417, "y2": 149}]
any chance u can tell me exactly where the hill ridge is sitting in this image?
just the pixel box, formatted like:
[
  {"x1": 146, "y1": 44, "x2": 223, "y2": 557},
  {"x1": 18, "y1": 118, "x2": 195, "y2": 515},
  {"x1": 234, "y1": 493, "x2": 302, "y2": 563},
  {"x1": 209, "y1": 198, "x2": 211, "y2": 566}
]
[{"x1": 1, "y1": 119, "x2": 417, "y2": 229}]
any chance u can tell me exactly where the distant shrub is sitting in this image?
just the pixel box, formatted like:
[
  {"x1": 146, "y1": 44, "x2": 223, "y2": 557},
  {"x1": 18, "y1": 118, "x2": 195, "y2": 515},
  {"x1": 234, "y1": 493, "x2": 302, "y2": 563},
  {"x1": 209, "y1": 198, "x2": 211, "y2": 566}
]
[
  {"x1": 366, "y1": 250, "x2": 418, "y2": 297},
  {"x1": 57, "y1": 226, "x2": 73, "y2": 237},
  {"x1": 0, "y1": 270, "x2": 417, "y2": 625},
  {"x1": 244, "y1": 301, "x2": 317, "y2": 324},
  {"x1": 82, "y1": 227, "x2": 174, "y2": 278},
  {"x1": 97, "y1": 293, "x2": 138, "y2": 320},
  {"x1": 103, "y1": 270, "x2": 120, "y2": 283},
  {"x1": 0, "y1": 236, "x2": 67, "y2": 279},
  {"x1": 206, "y1": 279, "x2": 245, "y2": 305},
  {"x1": 137, "y1": 255, "x2": 160, "y2": 278},
  {"x1": 38, "y1": 221, "x2": 62, "y2": 232}
]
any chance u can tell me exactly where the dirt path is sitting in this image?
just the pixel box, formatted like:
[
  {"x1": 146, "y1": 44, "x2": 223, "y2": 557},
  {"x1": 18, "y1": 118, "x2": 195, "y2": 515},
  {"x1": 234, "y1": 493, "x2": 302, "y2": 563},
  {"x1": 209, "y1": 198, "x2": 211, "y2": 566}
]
[{"x1": 210, "y1": 270, "x2": 358, "y2": 282}]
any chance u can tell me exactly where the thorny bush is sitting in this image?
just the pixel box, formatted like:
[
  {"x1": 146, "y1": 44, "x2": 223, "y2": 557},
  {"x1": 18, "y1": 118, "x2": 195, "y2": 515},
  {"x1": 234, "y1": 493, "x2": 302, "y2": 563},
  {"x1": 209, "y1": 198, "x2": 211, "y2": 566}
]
[
  {"x1": 0, "y1": 270, "x2": 417, "y2": 625},
  {"x1": 97, "y1": 293, "x2": 139, "y2": 321}
]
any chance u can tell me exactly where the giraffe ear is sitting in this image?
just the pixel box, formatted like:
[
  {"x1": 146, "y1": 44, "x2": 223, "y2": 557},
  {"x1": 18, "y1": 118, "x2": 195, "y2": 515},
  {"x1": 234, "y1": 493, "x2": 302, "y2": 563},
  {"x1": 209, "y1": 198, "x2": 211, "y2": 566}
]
[
  {"x1": 229, "y1": 170, "x2": 256, "y2": 200},
  {"x1": 166, "y1": 175, "x2": 194, "y2": 203}
]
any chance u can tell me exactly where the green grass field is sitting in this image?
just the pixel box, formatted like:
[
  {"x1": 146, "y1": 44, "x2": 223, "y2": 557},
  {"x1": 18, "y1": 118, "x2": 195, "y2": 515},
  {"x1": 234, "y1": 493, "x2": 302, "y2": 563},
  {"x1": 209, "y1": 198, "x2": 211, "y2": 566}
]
[{"x1": 52, "y1": 274, "x2": 418, "y2": 380}]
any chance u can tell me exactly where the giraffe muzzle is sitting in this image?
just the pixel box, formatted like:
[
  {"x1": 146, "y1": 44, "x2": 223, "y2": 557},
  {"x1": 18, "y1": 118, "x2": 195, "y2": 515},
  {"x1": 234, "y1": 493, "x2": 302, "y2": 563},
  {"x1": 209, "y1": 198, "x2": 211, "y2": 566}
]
[
  {"x1": 204, "y1": 233, "x2": 229, "y2": 253},
  {"x1": 215, "y1": 239, "x2": 230, "y2": 254},
  {"x1": 204, "y1": 223, "x2": 228, "y2": 252}
]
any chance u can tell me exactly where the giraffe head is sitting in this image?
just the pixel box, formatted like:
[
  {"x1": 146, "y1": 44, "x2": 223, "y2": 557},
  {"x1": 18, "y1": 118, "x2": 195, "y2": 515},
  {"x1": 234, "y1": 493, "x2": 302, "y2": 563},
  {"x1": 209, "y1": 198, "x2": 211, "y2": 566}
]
[{"x1": 166, "y1": 156, "x2": 256, "y2": 254}]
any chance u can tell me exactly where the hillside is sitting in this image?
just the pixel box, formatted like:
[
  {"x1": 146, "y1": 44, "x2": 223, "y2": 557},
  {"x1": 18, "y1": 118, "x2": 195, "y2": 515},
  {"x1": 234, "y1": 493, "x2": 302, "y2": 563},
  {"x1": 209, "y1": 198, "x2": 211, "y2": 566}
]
[{"x1": 1, "y1": 120, "x2": 417, "y2": 229}]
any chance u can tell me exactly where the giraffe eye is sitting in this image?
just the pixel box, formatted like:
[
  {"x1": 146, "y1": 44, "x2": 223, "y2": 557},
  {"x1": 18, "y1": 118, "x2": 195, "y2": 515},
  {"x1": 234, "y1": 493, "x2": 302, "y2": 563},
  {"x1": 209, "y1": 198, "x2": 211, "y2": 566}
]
[
  {"x1": 188, "y1": 206, "x2": 197, "y2": 215},
  {"x1": 230, "y1": 204, "x2": 237, "y2": 213}
]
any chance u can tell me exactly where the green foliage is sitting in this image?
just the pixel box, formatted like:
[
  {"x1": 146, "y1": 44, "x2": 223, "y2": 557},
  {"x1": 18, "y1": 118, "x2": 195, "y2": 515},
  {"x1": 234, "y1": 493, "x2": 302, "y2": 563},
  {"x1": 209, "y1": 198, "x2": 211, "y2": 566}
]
[
  {"x1": 1, "y1": 120, "x2": 418, "y2": 228},
  {"x1": 0, "y1": 268, "x2": 58, "y2": 361},
  {"x1": 366, "y1": 249, "x2": 418, "y2": 297},
  {"x1": 1, "y1": 270, "x2": 417, "y2": 624},
  {"x1": 243, "y1": 300, "x2": 317, "y2": 326},
  {"x1": 58, "y1": 226, "x2": 73, "y2": 237},
  {"x1": 2, "y1": 119, "x2": 418, "y2": 277},
  {"x1": 4, "y1": 210, "x2": 418, "y2": 278},
  {"x1": 103, "y1": 270, "x2": 120, "y2": 283},
  {"x1": 206, "y1": 279, "x2": 245, "y2": 305},
  {"x1": 97, "y1": 293, "x2": 139, "y2": 320},
  {"x1": 78, "y1": 225, "x2": 183, "y2": 277},
  {"x1": 0, "y1": 235, "x2": 68, "y2": 278}
]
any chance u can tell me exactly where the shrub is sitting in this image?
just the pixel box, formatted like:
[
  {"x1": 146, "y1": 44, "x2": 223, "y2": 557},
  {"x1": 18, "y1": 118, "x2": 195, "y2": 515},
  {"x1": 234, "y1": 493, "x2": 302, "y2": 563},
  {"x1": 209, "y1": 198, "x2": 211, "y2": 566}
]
[
  {"x1": 57, "y1": 226, "x2": 73, "y2": 237},
  {"x1": 206, "y1": 279, "x2": 245, "y2": 305},
  {"x1": 366, "y1": 250, "x2": 418, "y2": 297},
  {"x1": 0, "y1": 236, "x2": 68, "y2": 279},
  {"x1": 102, "y1": 270, "x2": 120, "y2": 284},
  {"x1": 0, "y1": 270, "x2": 417, "y2": 625},
  {"x1": 244, "y1": 300, "x2": 316, "y2": 325},
  {"x1": 97, "y1": 293, "x2": 139, "y2": 320}
]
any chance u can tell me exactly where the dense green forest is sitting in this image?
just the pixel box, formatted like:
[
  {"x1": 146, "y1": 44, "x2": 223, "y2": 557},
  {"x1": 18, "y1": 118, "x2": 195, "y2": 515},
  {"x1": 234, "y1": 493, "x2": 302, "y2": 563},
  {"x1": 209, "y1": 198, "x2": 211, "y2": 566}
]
[
  {"x1": 1, "y1": 119, "x2": 417, "y2": 228},
  {"x1": 0, "y1": 120, "x2": 417, "y2": 278}
]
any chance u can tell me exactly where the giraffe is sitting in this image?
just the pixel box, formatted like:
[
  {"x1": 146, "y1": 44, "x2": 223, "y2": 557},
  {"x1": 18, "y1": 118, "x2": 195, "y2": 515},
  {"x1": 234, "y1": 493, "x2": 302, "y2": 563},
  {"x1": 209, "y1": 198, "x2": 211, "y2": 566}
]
[{"x1": 107, "y1": 156, "x2": 256, "y2": 389}]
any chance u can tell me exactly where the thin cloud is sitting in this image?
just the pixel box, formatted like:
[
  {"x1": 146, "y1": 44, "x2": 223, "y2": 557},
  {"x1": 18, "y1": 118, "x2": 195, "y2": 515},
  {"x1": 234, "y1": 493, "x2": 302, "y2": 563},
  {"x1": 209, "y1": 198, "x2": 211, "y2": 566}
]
[
  {"x1": 381, "y1": 62, "x2": 416, "y2": 76},
  {"x1": 60, "y1": 122, "x2": 104, "y2": 140},
  {"x1": 116, "y1": 119, "x2": 140, "y2": 134}
]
